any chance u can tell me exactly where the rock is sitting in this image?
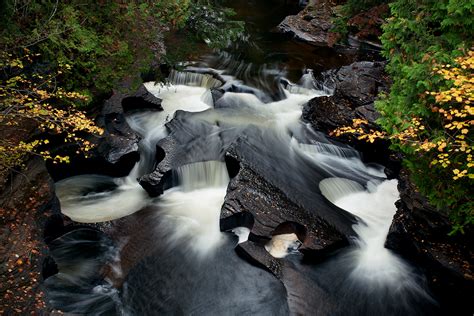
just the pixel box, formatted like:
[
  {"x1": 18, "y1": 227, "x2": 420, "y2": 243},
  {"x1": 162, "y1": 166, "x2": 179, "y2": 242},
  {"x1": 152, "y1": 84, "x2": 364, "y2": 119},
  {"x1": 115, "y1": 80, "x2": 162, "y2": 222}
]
[
  {"x1": 46, "y1": 84, "x2": 164, "y2": 181},
  {"x1": 49, "y1": 83, "x2": 163, "y2": 180},
  {"x1": 346, "y1": 4, "x2": 389, "y2": 45},
  {"x1": 302, "y1": 61, "x2": 397, "y2": 171},
  {"x1": 138, "y1": 109, "x2": 357, "y2": 246},
  {"x1": 222, "y1": 162, "x2": 348, "y2": 251},
  {"x1": 96, "y1": 91, "x2": 141, "y2": 164},
  {"x1": 222, "y1": 129, "x2": 363, "y2": 239},
  {"x1": 121, "y1": 84, "x2": 163, "y2": 113},
  {"x1": 385, "y1": 169, "x2": 474, "y2": 316},
  {"x1": 303, "y1": 93, "x2": 355, "y2": 132},
  {"x1": 46, "y1": 91, "x2": 141, "y2": 181},
  {"x1": 277, "y1": 1, "x2": 334, "y2": 47},
  {"x1": 211, "y1": 88, "x2": 225, "y2": 105},
  {"x1": 279, "y1": 0, "x2": 388, "y2": 51},
  {"x1": 96, "y1": 83, "x2": 164, "y2": 164},
  {"x1": 139, "y1": 110, "x2": 229, "y2": 196},
  {"x1": 325, "y1": 61, "x2": 389, "y2": 107},
  {"x1": 235, "y1": 241, "x2": 338, "y2": 315},
  {"x1": 302, "y1": 61, "x2": 388, "y2": 131}
]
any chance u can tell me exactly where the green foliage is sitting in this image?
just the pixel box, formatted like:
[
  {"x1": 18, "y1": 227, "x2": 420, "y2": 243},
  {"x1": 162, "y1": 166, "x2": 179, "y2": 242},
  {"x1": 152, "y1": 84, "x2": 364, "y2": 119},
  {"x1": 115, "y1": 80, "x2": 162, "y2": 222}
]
[
  {"x1": 0, "y1": 0, "x2": 244, "y2": 100},
  {"x1": 0, "y1": 0, "x2": 244, "y2": 173},
  {"x1": 0, "y1": 0, "x2": 192, "y2": 101},
  {"x1": 186, "y1": 4, "x2": 245, "y2": 49},
  {"x1": 376, "y1": 0, "x2": 473, "y2": 233}
]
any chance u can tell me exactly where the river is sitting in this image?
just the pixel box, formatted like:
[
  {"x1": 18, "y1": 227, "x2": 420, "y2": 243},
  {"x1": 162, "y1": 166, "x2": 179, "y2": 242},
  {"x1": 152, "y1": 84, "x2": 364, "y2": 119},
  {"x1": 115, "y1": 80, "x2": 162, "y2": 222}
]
[{"x1": 45, "y1": 1, "x2": 437, "y2": 315}]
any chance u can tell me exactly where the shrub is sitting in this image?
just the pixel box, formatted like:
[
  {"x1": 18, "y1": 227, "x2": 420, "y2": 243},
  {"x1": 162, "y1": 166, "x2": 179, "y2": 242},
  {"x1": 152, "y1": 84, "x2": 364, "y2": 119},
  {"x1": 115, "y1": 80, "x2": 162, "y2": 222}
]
[{"x1": 334, "y1": 0, "x2": 473, "y2": 233}]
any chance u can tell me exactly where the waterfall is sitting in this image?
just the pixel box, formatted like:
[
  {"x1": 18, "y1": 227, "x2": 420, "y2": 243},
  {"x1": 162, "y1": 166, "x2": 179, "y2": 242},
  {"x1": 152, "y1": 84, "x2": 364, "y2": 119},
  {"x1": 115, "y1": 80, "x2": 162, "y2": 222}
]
[
  {"x1": 56, "y1": 81, "x2": 215, "y2": 224},
  {"x1": 156, "y1": 161, "x2": 229, "y2": 256},
  {"x1": 320, "y1": 178, "x2": 403, "y2": 279},
  {"x1": 50, "y1": 59, "x2": 433, "y2": 314},
  {"x1": 176, "y1": 160, "x2": 230, "y2": 191},
  {"x1": 333, "y1": 180, "x2": 410, "y2": 282},
  {"x1": 168, "y1": 69, "x2": 223, "y2": 88}
]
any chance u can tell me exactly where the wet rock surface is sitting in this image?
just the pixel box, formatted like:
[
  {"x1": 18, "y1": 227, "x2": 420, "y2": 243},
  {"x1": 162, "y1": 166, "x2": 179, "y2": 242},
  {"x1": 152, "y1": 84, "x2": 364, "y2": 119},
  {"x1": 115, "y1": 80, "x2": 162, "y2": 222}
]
[
  {"x1": 222, "y1": 162, "x2": 349, "y2": 251},
  {"x1": 227, "y1": 132, "x2": 362, "y2": 237},
  {"x1": 303, "y1": 61, "x2": 389, "y2": 132},
  {"x1": 302, "y1": 60, "x2": 398, "y2": 171},
  {"x1": 138, "y1": 110, "x2": 229, "y2": 196},
  {"x1": 278, "y1": 1, "x2": 388, "y2": 51},
  {"x1": 235, "y1": 241, "x2": 338, "y2": 315},
  {"x1": 346, "y1": 4, "x2": 389, "y2": 46},
  {"x1": 386, "y1": 170, "x2": 474, "y2": 316},
  {"x1": 278, "y1": 1, "x2": 334, "y2": 47},
  {"x1": 96, "y1": 83, "x2": 162, "y2": 165},
  {"x1": 138, "y1": 105, "x2": 358, "y2": 248},
  {"x1": 47, "y1": 84, "x2": 164, "y2": 181},
  {"x1": 96, "y1": 89, "x2": 143, "y2": 164},
  {"x1": 121, "y1": 84, "x2": 163, "y2": 114}
]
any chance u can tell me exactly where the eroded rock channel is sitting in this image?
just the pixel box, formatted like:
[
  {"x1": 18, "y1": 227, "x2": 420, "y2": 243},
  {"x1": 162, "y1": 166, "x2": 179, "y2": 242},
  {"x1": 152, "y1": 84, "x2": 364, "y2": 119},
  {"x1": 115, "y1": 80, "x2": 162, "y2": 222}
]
[{"x1": 4, "y1": 1, "x2": 470, "y2": 315}]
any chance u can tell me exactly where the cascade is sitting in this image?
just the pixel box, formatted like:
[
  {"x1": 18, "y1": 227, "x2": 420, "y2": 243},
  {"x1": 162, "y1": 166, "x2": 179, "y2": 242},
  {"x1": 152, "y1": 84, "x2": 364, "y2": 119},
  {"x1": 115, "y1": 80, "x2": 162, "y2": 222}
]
[{"x1": 48, "y1": 11, "x2": 435, "y2": 311}]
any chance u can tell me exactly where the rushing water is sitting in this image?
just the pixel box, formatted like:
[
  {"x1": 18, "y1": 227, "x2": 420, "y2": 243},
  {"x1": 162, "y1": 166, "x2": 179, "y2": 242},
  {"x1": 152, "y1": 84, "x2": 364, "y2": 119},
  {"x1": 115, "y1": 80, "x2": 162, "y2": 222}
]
[{"x1": 45, "y1": 1, "x2": 437, "y2": 315}]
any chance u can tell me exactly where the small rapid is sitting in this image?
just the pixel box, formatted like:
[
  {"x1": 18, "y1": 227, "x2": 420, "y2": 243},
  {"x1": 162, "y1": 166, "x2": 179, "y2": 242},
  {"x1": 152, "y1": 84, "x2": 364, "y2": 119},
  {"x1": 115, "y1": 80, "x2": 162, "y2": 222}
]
[
  {"x1": 155, "y1": 161, "x2": 229, "y2": 256},
  {"x1": 320, "y1": 177, "x2": 413, "y2": 283},
  {"x1": 49, "y1": 53, "x2": 435, "y2": 315}
]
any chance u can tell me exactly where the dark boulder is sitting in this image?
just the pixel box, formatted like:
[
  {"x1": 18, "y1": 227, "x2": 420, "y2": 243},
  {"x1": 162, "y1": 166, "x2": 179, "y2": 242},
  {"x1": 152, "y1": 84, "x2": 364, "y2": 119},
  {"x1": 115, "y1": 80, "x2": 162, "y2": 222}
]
[
  {"x1": 279, "y1": 1, "x2": 387, "y2": 52},
  {"x1": 303, "y1": 61, "x2": 398, "y2": 172},
  {"x1": 121, "y1": 84, "x2": 163, "y2": 114},
  {"x1": 48, "y1": 84, "x2": 163, "y2": 180},
  {"x1": 303, "y1": 61, "x2": 389, "y2": 133},
  {"x1": 278, "y1": 1, "x2": 334, "y2": 47},
  {"x1": 235, "y1": 241, "x2": 338, "y2": 315},
  {"x1": 222, "y1": 162, "x2": 349, "y2": 251},
  {"x1": 211, "y1": 88, "x2": 225, "y2": 105},
  {"x1": 96, "y1": 91, "x2": 141, "y2": 164},
  {"x1": 138, "y1": 110, "x2": 357, "y2": 246},
  {"x1": 385, "y1": 170, "x2": 474, "y2": 316},
  {"x1": 346, "y1": 4, "x2": 389, "y2": 46},
  {"x1": 138, "y1": 110, "x2": 230, "y2": 196},
  {"x1": 302, "y1": 92, "x2": 356, "y2": 132},
  {"x1": 96, "y1": 83, "x2": 163, "y2": 165}
]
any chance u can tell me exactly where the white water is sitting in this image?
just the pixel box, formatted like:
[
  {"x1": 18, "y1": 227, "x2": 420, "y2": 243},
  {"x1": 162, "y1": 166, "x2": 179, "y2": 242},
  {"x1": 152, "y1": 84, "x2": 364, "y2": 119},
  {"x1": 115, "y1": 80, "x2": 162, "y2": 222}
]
[
  {"x1": 57, "y1": 78, "x2": 215, "y2": 223},
  {"x1": 292, "y1": 139, "x2": 386, "y2": 179},
  {"x1": 56, "y1": 175, "x2": 149, "y2": 223},
  {"x1": 155, "y1": 161, "x2": 229, "y2": 256},
  {"x1": 50, "y1": 66, "x2": 434, "y2": 314},
  {"x1": 319, "y1": 177, "x2": 417, "y2": 285},
  {"x1": 127, "y1": 82, "x2": 212, "y2": 142},
  {"x1": 168, "y1": 69, "x2": 223, "y2": 88},
  {"x1": 231, "y1": 227, "x2": 251, "y2": 244}
]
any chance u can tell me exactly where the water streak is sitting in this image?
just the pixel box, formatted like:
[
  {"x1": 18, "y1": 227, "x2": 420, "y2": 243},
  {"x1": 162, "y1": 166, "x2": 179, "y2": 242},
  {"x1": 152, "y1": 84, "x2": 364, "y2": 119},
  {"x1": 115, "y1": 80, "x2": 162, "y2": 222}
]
[{"x1": 155, "y1": 161, "x2": 229, "y2": 256}]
